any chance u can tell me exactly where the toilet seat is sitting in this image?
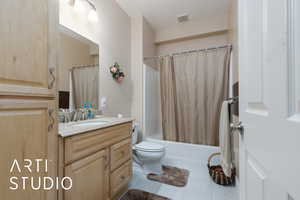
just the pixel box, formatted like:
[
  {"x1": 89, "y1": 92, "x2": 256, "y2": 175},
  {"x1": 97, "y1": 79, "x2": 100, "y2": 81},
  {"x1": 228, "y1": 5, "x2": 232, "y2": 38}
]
[{"x1": 135, "y1": 141, "x2": 165, "y2": 152}]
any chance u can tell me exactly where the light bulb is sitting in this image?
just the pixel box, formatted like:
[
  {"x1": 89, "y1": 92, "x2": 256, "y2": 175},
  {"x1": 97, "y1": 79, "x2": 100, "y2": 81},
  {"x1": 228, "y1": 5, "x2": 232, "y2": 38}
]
[
  {"x1": 66, "y1": 0, "x2": 73, "y2": 5},
  {"x1": 88, "y1": 9, "x2": 98, "y2": 22},
  {"x1": 74, "y1": 0, "x2": 86, "y2": 13}
]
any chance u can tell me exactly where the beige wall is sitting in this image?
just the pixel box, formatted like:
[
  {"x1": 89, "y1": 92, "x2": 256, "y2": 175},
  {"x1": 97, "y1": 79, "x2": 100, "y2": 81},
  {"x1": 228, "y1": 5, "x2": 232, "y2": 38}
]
[
  {"x1": 130, "y1": 15, "x2": 144, "y2": 128},
  {"x1": 143, "y1": 19, "x2": 156, "y2": 58},
  {"x1": 153, "y1": 12, "x2": 229, "y2": 56},
  {"x1": 228, "y1": 0, "x2": 239, "y2": 177},
  {"x1": 155, "y1": 15, "x2": 229, "y2": 43},
  {"x1": 60, "y1": 0, "x2": 132, "y2": 117},
  {"x1": 228, "y1": 0, "x2": 239, "y2": 84},
  {"x1": 59, "y1": 33, "x2": 96, "y2": 91},
  {"x1": 157, "y1": 33, "x2": 229, "y2": 55}
]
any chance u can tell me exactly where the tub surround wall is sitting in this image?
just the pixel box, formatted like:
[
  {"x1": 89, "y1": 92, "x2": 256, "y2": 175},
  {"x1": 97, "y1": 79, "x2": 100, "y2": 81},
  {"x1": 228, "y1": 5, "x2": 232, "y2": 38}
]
[{"x1": 144, "y1": 65, "x2": 162, "y2": 140}]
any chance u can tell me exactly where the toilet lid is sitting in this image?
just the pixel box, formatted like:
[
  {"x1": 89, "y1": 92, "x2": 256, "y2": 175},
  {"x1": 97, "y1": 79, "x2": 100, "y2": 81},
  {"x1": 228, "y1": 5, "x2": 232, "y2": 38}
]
[{"x1": 135, "y1": 141, "x2": 165, "y2": 152}]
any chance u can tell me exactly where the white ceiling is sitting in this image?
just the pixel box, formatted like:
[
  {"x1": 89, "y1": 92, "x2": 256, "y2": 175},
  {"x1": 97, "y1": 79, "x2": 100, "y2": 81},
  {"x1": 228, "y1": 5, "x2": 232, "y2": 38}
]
[{"x1": 117, "y1": 0, "x2": 229, "y2": 31}]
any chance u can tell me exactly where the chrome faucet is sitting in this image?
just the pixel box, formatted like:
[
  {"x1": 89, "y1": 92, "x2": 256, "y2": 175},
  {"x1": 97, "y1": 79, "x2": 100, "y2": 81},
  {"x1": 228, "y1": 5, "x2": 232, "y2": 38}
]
[
  {"x1": 59, "y1": 109, "x2": 72, "y2": 123},
  {"x1": 59, "y1": 109, "x2": 92, "y2": 123},
  {"x1": 59, "y1": 109, "x2": 84, "y2": 123},
  {"x1": 72, "y1": 109, "x2": 86, "y2": 121}
]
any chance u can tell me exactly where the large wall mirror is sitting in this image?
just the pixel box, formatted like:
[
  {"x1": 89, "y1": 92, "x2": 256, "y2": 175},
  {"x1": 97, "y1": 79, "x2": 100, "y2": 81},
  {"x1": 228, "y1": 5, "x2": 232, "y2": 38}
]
[{"x1": 59, "y1": 25, "x2": 99, "y2": 110}]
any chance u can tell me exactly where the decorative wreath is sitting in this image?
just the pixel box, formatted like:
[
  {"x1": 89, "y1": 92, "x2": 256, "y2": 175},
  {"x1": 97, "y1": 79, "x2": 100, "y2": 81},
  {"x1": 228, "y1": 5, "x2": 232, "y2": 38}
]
[{"x1": 109, "y1": 62, "x2": 125, "y2": 83}]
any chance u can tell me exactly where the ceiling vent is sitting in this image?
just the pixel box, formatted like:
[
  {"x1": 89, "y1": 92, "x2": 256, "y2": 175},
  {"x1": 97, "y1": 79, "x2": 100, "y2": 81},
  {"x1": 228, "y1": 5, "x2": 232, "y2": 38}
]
[{"x1": 177, "y1": 14, "x2": 189, "y2": 23}]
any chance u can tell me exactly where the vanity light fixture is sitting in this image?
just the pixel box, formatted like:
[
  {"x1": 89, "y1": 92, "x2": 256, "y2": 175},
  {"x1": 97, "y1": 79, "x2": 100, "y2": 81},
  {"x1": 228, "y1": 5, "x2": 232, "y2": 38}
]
[
  {"x1": 69, "y1": 0, "x2": 98, "y2": 22},
  {"x1": 86, "y1": 0, "x2": 98, "y2": 22},
  {"x1": 73, "y1": 0, "x2": 86, "y2": 13}
]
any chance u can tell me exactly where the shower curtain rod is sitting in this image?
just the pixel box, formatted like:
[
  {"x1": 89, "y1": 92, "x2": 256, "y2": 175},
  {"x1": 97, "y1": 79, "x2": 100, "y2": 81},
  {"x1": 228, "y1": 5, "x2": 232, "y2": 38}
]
[
  {"x1": 69, "y1": 64, "x2": 99, "y2": 71},
  {"x1": 144, "y1": 44, "x2": 232, "y2": 60}
]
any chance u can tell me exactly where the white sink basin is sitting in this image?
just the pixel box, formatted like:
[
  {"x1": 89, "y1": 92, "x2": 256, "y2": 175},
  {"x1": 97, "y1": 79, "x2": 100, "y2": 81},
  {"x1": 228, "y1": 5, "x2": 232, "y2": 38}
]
[
  {"x1": 58, "y1": 116, "x2": 134, "y2": 137},
  {"x1": 72, "y1": 121, "x2": 108, "y2": 127}
]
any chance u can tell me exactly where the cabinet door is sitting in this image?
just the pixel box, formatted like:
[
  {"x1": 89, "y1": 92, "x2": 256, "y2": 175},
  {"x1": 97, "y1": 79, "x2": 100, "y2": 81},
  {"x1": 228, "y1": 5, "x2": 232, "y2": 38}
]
[
  {"x1": 0, "y1": 99, "x2": 58, "y2": 200},
  {"x1": 0, "y1": 0, "x2": 58, "y2": 97},
  {"x1": 65, "y1": 150, "x2": 109, "y2": 200}
]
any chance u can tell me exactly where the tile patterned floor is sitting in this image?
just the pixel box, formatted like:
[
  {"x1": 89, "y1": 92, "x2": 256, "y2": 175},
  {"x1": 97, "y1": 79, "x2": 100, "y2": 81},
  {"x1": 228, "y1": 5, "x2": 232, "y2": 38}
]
[{"x1": 129, "y1": 155, "x2": 239, "y2": 200}]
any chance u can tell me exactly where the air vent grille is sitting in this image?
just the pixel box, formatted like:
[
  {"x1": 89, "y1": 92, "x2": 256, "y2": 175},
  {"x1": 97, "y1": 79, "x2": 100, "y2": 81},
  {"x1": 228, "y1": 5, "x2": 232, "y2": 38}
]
[{"x1": 177, "y1": 14, "x2": 189, "y2": 23}]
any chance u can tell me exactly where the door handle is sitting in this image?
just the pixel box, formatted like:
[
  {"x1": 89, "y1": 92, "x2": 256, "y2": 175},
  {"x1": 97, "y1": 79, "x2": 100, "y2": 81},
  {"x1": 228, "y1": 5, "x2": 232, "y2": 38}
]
[
  {"x1": 230, "y1": 122, "x2": 244, "y2": 135},
  {"x1": 48, "y1": 109, "x2": 55, "y2": 132},
  {"x1": 48, "y1": 68, "x2": 56, "y2": 89}
]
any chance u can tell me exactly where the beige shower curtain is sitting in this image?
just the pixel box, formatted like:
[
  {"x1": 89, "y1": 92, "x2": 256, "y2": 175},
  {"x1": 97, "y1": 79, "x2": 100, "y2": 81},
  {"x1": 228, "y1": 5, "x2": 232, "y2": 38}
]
[
  {"x1": 159, "y1": 47, "x2": 231, "y2": 146},
  {"x1": 71, "y1": 66, "x2": 99, "y2": 109},
  {"x1": 159, "y1": 56, "x2": 179, "y2": 141}
]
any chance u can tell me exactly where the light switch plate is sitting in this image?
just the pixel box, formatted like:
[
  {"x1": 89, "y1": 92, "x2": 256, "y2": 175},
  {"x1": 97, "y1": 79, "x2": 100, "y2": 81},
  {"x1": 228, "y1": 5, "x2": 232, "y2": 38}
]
[{"x1": 100, "y1": 97, "x2": 107, "y2": 109}]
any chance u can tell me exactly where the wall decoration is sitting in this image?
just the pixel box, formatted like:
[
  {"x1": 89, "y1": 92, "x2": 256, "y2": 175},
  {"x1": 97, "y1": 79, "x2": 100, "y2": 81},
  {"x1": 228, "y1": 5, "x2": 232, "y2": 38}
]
[{"x1": 109, "y1": 62, "x2": 125, "y2": 83}]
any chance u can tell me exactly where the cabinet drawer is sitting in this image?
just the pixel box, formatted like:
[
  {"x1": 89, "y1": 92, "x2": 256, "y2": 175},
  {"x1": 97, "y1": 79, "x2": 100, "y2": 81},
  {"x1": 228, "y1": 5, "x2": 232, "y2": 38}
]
[
  {"x1": 110, "y1": 161, "x2": 132, "y2": 197},
  {"x1": 64, "y1": 122, "x2": 132, "y2": 165},
  {"x1": 110, "y1": 138, "x2": 132, "y2": 171}
]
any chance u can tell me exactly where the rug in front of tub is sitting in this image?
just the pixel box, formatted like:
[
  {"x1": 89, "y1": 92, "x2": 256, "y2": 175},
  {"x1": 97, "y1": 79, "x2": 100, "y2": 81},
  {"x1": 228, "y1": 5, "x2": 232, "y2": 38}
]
[
  {"x1": 120, "y1": 189, "x2": 170, "y2": 200},
  {"x1": 147, "y1": 165, "x2": 189, "y2": 187}
]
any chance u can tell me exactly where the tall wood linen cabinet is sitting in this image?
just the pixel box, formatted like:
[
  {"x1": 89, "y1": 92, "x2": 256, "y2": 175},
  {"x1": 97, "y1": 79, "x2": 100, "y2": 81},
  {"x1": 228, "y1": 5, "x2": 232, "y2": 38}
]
[{"x1": 0, "y1": 0, "x2": 59, "y2": 200}]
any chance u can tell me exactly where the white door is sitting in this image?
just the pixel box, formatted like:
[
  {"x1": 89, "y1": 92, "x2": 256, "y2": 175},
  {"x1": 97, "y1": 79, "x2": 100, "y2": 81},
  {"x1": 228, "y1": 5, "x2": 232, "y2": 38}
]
[{"x1": 239, "y1": 0, "x2": 300, "y2": 200}]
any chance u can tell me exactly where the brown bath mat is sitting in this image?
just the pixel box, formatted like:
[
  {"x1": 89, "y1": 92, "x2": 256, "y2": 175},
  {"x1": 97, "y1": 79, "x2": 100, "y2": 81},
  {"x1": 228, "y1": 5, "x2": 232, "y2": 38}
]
[
  {"x1": 147, "y1": 165, "x2": 189, "y2": 187},
  {"x1": 120, "y1": 189, "x2": 170, "y2": 200}
]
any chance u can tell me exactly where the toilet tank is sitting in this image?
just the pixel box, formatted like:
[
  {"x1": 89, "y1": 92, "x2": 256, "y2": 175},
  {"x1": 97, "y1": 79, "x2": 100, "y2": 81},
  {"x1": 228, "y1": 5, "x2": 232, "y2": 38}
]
[{"x1": 132, "y1": 123, "x2": 139, "y2": 145}]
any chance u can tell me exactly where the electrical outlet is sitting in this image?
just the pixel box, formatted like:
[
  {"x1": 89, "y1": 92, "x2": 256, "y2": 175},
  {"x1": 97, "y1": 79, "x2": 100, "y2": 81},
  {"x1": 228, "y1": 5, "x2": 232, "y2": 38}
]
[{"x1": 100, "y1": 97, "x2": 107, "y2": 109}]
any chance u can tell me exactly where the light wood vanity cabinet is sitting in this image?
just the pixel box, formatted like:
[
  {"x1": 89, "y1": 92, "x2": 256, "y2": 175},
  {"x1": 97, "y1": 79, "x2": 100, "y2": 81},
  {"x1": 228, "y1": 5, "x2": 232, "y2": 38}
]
[{"x1": 60, "y1": 122, "x2": 133, "y2": 200}]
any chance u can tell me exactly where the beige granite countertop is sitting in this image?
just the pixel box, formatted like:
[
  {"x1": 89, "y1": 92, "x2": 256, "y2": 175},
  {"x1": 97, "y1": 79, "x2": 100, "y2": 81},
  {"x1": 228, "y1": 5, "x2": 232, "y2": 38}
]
[{"x1": 59, "y1": 116, "x2": 134, "y2": 137}]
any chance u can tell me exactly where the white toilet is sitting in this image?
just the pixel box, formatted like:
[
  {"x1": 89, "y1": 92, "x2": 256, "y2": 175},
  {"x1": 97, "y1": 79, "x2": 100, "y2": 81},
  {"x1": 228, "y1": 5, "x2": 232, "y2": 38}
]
[{"x1": 132, "y1": 125, "x2": 165, "y2": 175}]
